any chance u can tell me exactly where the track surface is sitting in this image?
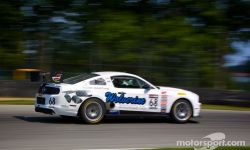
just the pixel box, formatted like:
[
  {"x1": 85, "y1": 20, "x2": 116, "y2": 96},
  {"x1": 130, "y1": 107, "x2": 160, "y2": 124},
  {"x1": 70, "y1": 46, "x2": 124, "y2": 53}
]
[{"x1": 0, "y1": 105, "x2": 249, "y2": 150}]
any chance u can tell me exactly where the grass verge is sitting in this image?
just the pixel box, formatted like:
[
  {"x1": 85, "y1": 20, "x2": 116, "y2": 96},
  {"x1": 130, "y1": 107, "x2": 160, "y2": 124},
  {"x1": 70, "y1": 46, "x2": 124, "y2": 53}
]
[
  {"x1": 0, "y1": 100, "x2": 34, "y2": 105},
  {"x1": 154, "y1": 147, "x2": 250, "y2": 150},
  {"x1": 202, "y1": 104, "x2": 250, "y2": 111}
]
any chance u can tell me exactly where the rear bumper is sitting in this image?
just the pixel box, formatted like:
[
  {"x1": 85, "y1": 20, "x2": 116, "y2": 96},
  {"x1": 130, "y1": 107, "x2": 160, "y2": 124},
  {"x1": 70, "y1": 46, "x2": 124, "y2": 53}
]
[
  {"x1": 35, "y1": 107, "x2": 55, "y2": 115},
  {"x1": 35, "y1": 91, "x2": 80, "y2": 117}
]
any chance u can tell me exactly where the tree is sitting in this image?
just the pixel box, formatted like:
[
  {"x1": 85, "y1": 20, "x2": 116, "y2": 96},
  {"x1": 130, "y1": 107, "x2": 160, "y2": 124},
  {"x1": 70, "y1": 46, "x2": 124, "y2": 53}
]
[
  {"x1": 85, "y1": 0, "x2": 237, "y2": 87},
  {"x1": 0, "y1": 1, "x2": 25, "y2": 69},
  {"x1": 1, "y1": 0, "x2": 249, "y2": 89}
]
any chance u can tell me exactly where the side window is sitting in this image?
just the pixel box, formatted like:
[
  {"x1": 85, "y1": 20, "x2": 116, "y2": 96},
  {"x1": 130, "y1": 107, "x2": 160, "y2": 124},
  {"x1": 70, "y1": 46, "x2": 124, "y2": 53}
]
[
  {"x1": 111, "y1": 76, "x2": 140, "y2": 88},
  {"x1": 137, "y1": 78, "x2": 152, "y2": 89},
  {"x1": 89, "y1": 78, "x2": 106, "y2": 85}
]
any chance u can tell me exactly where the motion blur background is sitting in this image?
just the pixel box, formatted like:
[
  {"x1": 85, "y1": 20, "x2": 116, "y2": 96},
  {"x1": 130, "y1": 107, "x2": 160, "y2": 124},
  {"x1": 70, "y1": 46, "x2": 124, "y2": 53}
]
[{"x1": 0, "y1": 0, "x2": 249, "y2": 101}]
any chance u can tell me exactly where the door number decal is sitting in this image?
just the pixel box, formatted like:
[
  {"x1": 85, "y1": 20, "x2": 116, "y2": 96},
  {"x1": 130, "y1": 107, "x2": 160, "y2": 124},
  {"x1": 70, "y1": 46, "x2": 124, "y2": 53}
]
[{"x1": 149, "y1": 94, "x2": 158, "y2": 109}]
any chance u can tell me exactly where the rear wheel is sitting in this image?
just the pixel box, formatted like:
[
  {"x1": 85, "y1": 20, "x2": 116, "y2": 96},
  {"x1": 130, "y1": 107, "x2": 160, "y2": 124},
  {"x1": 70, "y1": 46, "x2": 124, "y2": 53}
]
[
  {"x1": 79, "y1": 98, "x2": 105, "y2": 124},
  {"x1": 171, "y1": 99, "x2": 192, "y2": 123}
]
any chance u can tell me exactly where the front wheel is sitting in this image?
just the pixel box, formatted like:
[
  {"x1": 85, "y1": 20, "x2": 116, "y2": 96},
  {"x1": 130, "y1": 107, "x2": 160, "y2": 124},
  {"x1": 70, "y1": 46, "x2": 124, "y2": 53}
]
[
  {"x1": 79, "y1": 98, "x2": 106, "y2": 124},
  {"x1": 170, "y1": 99, "x2": 193, "y2": 123}
]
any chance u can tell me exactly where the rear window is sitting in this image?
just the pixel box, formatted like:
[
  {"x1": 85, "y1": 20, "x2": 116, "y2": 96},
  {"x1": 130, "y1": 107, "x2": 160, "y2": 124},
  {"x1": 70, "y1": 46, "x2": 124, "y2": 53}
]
[
  {"x1": 63, "y1": 73, "x2": 99, "y2": 84},
  {"x1": 89, "y1": 78, "x2": 106, "y2": 85}
]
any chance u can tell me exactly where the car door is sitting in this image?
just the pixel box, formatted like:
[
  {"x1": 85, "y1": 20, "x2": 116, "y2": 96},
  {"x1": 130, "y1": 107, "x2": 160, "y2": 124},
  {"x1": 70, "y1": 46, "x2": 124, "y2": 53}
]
[
  {"x1": 136, "y1": 78, "x2": 161, "y2": 112},
  {"x1": 107, "y1": 76, "x2": 160, "y2": 112}
]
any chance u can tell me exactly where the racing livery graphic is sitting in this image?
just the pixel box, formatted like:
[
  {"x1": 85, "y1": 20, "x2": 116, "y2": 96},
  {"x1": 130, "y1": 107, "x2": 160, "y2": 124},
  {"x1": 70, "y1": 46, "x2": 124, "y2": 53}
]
[
  {"x1": 35, "y1": 71, "x2": 201, "y2": 124},
  {"x1": 105, "y1": 92, "x2": 146, "y2": 105}
]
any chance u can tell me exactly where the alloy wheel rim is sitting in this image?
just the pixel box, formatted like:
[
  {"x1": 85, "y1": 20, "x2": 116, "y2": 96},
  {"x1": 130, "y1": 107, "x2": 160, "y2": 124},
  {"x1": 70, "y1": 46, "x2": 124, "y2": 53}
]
[
  {"x1": 85, "y1": 102, "x2": 102, "y2": 121},
  {"x1": 174, "y1": 102, "x2": 191, "y2": 121}
]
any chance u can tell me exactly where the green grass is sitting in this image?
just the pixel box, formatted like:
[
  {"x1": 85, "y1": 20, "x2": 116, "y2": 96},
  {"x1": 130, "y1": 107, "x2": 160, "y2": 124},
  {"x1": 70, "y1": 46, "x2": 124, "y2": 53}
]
[
  {"x1": 154, "y1": 147, "x2": 250, "y2": 150},
  {"x1": 202, "y1": 104, "x2": 250, "y2": 111},
  {"x1": 152, "y1": 148, "x2": 193, "y2": 150},
  {"x1": 0, "y1": 100, "x2": 34, "y2": 105}
]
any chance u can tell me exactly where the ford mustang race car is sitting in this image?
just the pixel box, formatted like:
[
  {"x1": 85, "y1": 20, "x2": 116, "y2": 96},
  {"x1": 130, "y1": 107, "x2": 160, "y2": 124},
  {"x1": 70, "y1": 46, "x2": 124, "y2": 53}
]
[{"x1": 35, "y1": 71, "x2": 201, "y2": 124}]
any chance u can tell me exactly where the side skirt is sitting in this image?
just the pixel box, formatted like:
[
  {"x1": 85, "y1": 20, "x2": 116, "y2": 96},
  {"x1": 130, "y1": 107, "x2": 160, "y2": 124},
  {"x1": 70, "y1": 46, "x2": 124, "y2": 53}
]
[{"x1": 105, "y1": 110, "x2": 169, "y2": 117}]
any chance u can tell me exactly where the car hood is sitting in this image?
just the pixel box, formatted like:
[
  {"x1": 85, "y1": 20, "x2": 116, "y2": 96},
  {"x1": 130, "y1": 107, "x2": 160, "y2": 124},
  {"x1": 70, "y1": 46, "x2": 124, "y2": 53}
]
[
  {"x1": 157, "y1": 86, "x2": 197, "y2": 96},
  {"x1": 157, "y1": 86, "x2": 186, "y2": 92}
]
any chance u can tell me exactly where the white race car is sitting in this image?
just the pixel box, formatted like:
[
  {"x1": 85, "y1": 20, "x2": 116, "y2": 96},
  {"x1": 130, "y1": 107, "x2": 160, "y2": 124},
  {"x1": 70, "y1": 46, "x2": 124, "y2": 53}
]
[{"x1": 35, "y1": 71, "x2": 201, "y2": 124}]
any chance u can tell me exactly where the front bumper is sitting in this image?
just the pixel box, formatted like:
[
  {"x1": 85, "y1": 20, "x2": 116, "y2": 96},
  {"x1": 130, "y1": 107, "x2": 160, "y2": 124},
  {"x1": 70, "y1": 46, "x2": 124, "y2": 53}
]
[{"x1": 193, "y1": 102, "x2": 201, "y2": 117}]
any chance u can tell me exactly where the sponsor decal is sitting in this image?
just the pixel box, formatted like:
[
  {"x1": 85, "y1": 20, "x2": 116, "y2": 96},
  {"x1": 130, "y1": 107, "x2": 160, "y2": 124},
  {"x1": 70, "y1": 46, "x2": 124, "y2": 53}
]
[
  {"x1": 109, "y1": 110, "x2": 120, "y2": 115},
  {"x1": 118, "y1": 105, "x2": 147, "y2": 111},
  {"x1": 160, "y1": 102, "x2": 167, "y2": 112},
  {"x1": 160, "y1": 93, "x2": 167, "y2": 112},
  {"x1": 149, "y1": 94, "x2": 158, "y2": 109},
  {"x1": 161, "y1": 91, "x2": 167, "y2": 94},
  {"x1": 105, "y1": 92, "x2": 145, "y2": 105},
  {"x1": 161, "y1": 94, "x2": 167, "y2": 98},
  {"x1": 83, "y1": 86, "x2": 109, "y2": 90},
  {"x1": 161, "y1": 100, "x2": 167, "y2": 105},
  {"x1": 178, "y1": 92, "x2": 186, "y2": 96}
]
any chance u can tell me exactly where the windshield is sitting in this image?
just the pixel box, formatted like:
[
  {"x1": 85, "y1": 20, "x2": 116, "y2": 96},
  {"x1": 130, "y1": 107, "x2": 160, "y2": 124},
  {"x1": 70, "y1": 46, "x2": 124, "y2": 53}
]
[{"x1": 63, "y1": 73, "x2": 99, "y2": 84}]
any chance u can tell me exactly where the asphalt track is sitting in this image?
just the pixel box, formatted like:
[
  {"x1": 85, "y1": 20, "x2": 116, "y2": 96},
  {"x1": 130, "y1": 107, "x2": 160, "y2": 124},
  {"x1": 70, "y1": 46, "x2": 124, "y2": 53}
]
[{"x1": 0, "y1": 105, "x2": 249, "y2": 150}]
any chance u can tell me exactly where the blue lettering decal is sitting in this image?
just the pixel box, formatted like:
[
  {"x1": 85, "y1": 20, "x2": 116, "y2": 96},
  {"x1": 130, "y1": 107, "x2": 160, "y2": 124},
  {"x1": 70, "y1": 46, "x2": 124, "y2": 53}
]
[{"x1": 105, "y1": 92, "x2": 145, "y2": 105}]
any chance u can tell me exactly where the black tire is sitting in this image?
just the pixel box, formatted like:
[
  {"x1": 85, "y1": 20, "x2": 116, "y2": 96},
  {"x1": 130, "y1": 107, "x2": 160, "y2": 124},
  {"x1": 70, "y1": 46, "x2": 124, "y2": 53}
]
[
  {"x1": 170, "y1": 99, "x2": 193, "y2": 123},
  {"x1": 79, "y1": 98, "x2": 106, "y2": 124}
]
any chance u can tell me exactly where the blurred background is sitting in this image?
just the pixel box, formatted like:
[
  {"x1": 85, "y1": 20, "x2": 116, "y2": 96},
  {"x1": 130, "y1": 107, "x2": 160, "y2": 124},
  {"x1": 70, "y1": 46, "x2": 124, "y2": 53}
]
[{"x1": 0, "y1": 0, "x2": 249, "y2": 104}]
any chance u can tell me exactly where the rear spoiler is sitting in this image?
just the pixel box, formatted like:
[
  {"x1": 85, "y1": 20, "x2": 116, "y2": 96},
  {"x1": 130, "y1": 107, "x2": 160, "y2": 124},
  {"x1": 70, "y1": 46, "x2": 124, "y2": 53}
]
[{"x1": 40, "y1": 72, "x2": 63, "y2": 83}]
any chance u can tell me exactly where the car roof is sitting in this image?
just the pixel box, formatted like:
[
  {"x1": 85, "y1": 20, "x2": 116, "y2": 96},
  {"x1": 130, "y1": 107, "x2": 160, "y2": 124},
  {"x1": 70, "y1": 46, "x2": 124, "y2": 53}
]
[
  {"x1": 92, "y1": 71, "x2": 157, "y2": 88},
  {"x1": 93, "y1": 71, "x2": 136, "y2": 77}
]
